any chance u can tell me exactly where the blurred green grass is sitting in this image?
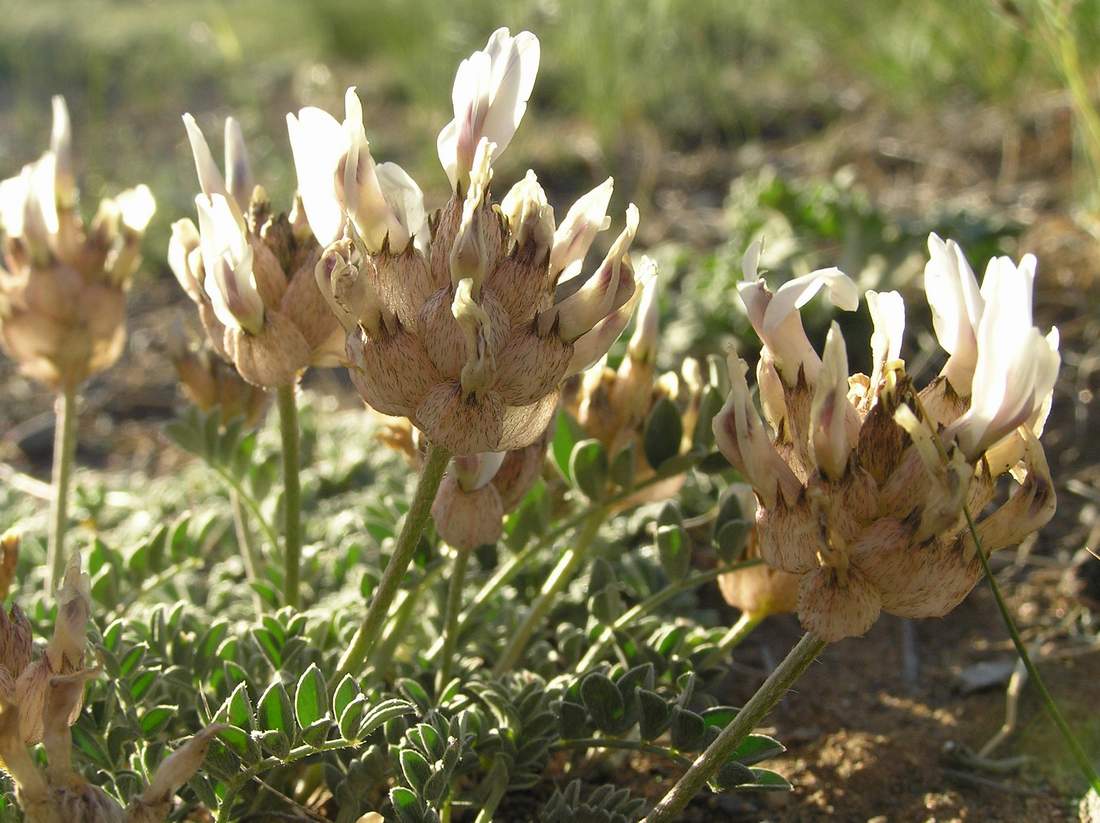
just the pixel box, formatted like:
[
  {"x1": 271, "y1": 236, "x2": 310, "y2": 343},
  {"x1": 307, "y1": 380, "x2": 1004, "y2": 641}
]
[{"x1": 0, "y1": 0, "x2": 1091, "y2": 236}]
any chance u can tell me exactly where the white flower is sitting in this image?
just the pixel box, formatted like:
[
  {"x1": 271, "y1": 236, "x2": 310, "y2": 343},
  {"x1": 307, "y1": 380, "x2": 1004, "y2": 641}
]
[
  {"x1": 550, "y1": 177, "x2": 613, "y2": 282},
  {"x1": 501, "y1": 169, "x2": 555, "y2": 254},
  {"x1": 924, "y1": 232, "x2": 983, "y2": 393},
  {"x1": 866, "y1": 289, "x2": 905, "y2": 393},
  {"x1": 452, "y1": 451, "x2": 506, "y2": 492},
  {"x1": 737, "y1": 239, "x2": 858, "y2": 384},
  {"x1": 287, "y1": 88, "x2": 425, "y2": 253},
  {"x1": 195, "y1": 193, "x2": 264, "y2": 334},
  {"x1": 947, "y1": 253, "x2": 1060, "y2": 459},
  {"x1": 551, "y1": 204, "x2": 639, "y2": 342},
  {"x1": 0, "y1": 153, "x2": 59, "y2": 256},
  {"x1": 436, "y1": 27, "x2": 540, "y2": 190}
]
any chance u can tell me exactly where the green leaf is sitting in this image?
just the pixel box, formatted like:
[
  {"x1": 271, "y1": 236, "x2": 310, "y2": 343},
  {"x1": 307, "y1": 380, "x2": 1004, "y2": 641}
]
[
  {"x1": 737, "y1": 767, "x2": 793, "y2": 792},
  {"x1": 257, "y1": 682, "x2": 293, "y2": 734},
  {"x1": 643, "y1": 396, "x2": 683, "y2": 469},
  {"x1": 730, "y1": 733, "x2": 786, "y2": 766},
  {"x1": 579, "y1": 673, "x2": 624, "y2": 732},
  {"x1": 638, "y1": 689, "x2": 671, "y2": 740},
  {"x1": 657, "y1": 524, "x2": 691, "y2": 581},
  {"x1": 338, "y1": 694, "x2": 368, "y2": 740},
  {"x1": 693, "y1": 385, "x2": 723, "y2": 450},
  {"x1": 609, "y1": 441, "x2": 636, "y2": 489},
  {"x1": 119, "y1": 643, "x2": 148, "y2": 678},
  {"x1": 294, "y1": 664, "x2": 327, "y2": 730},
  {"x1": 332, "y1": 674, "x2": 360, "y2": 721},
  {"x1": 129, "y1": 670, "x2": 158, "y2": 702},
  {"x1": 669, "y1": 707, "x2": 706, "y2": 751},
  {"x1": 715, "y1": 520, "x2": 750, "y2": 563},
  {"x1": 139, "y1": 705, "x2": 176, "y2": 735},
  {"x1": 396, "y1": 677, "x2": 430, "y2": 711},
  {"x1": 389, "y1": 786, "x2": 420, "y2": 820},
  {"x1": 701, "y1": 706, "x2": 738, "y2": 729},
  {"x1": 559, "y1": 700, "x2": 590, "y2": 739},
  {"x1": 570, "y1": 439, "x2": 609, "y2": 500},
  {"x1": 399, "y1": 749, "x2": 431, "y2": 794},
  {"x1": 552, "y1": 412, "x2": 585, "y2": 482},
  {"x1": 227, "y1": 683, "x2": 254, "y2": 730},
  {"x1": 711, "y1": 761, "x2": 755, "y2": 791},
  {"x1": 360, "y1": 698, "x2": 416, "y2": 739}
]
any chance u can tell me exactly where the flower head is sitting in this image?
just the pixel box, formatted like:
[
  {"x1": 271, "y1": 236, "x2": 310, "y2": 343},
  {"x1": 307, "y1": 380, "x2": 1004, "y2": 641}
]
[
  {"x1": 0, "y1": 97, "x2": 154, "y2": 390},
  {"x1": 310, "y1": 31, "x2": 648, "y2": 455},
  {"x1": 175, "y1": 114, "x2": 343, "y2": 387},
  {"x1": 712, "y1": 235, "x2": 1059, "y2": 642}
]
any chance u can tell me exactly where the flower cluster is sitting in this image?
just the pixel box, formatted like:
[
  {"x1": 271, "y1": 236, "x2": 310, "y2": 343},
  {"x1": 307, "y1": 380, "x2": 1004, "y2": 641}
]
[
  {"x1": 293, "y1": 29, "x2": 649, "y2": 455},
  {"x1": 169, "y1": 116, "x2": 343, "y2": 388},
  {"x1": 713, "y1": 237, "x2": 1060, "y2": 642},
  {"x1": 0, "y1": 97, "x2": 154, "y2": 390}
]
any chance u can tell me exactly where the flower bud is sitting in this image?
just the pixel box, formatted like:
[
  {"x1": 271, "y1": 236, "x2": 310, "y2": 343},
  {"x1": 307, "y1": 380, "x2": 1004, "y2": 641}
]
[
  {"x1": 449, "y1": 138, "x2": 497, "y2": 292},
  {"x1": 501, "y1": 170, "x2": 555, "y2": 255},
  {"x1": 808, "y1": 323, "x2": 854, "y2": 480}
]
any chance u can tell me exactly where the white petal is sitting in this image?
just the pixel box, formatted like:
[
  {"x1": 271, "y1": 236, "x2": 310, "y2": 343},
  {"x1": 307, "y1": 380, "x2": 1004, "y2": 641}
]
[
  {"x1": 763, "y1": 267, "x2": 859, "y2": 334},
  {"x1": 376, "y1": 162, "x2": 428, "y2": 254},
  {"x1": 866, "y1": 289, "x2": 905, "y2": 391},
  {"x1": 809, "y1": 323, "x2": 853, "y2": 480},
  {"x1": 196, "y1": 194, "x2": 263, "y2": 333},
  {"x1": 115, "y1": 185, "x2": 156, "y2": 234},
  {"x1": 550, "y1": 177, "x2": 613, "y2": 279},
  {"x1": 286, "y1": 107, "x2": 348, "y2": 247},
  {"x1": 183, "y1": 113, "x2": 227, "y2": 199}
]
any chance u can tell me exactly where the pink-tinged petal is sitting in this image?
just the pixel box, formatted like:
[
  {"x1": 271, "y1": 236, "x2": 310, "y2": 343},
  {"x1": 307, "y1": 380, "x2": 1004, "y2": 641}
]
[
  {"x1": 809, "y1": 323, "x2": 854, "y2": 480},
  {"x1": 224, "y1": 116, "x2": 253, "y2": 208},
  {"x1": 712, "y1": 354, "x2": 801, "y2": 509}
]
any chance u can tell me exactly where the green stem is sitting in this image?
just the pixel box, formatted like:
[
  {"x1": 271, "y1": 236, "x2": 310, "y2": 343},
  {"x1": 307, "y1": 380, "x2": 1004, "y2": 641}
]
[
  {"x1": 276, "y1": 384, "x2": 302, "y2": 609},
  {"x1": 493, "y1": 505, "x2": 609, "y2": 675},
  {"x1": 965, "y1": 507, "x2": 1100, "y2": 794},
  {"x1": 473, "y1": 753, "x2": 510, "y2": 823},
  {"x1": 230, "y1": 488, "x2": 266, "y2": 614},
  {"x1": 371, "y1": 559, "x2": 448, "y2": 676},
  {"x1": 47, "y1": 385, "x2": 78, "y2": 592},
  {"x1": 575, "y1": 560, "x2": 763, "y2": 673},
  {"x1": 645, "y1": 632, "x2": 828, "y2": 823},
  {"x1": 700, "y1": 611, "x2": 764, "y2": 670},
  {"x1": 335, "y1": 442, "x2": 451, "y2": 680},
  {"x1": 553, "y1": 738, "x2": 692, "y2": 768},
  {"x1": 437, "y1": 546, "x2": 470, "y2": 691},
  {"x1": 427, "y1": 471, "x2": 684, "y2": 660}
]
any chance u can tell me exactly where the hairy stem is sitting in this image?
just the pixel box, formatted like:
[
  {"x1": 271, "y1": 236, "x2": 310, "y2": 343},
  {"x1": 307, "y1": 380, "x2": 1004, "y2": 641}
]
[
  {"x1": 437, "y1": 546, "x2": 470, "y2": 691},
  {"x1": 493, "y1": 505, "x2": 608, "y2": 675},
  {"x1": 473, "y1": 753, "x2": 510, "y2": 823},
  {"x1": 700, "y1": 611, "x2": 764, "y2": 670},
  {"x1": 965, "y1": 507, "x2": 1100, "y2": 793},
  {"x1": 47, "y1": 385, "x2": 78, "y2": 591},
  {"x1": 646, "y1": 632, "x2": 827, "y2": 822},
  {"x1": 230, "y1": 488, "x2": 266, "y2": 614},
  {"x1": 276, "y1": 384, "x2": 302, "y2": 609},
  {"x1": 335, "y1": 442, "x2": 451, "y2": 680}
]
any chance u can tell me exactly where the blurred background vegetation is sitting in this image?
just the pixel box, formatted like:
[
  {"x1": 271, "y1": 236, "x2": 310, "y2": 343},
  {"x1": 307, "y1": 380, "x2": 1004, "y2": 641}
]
[{"x1": 1, "y1": 0, "x2": 1099, "y2": 386}]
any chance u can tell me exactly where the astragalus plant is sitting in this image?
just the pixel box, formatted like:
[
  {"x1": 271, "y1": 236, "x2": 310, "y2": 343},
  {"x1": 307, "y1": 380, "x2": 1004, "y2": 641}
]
[
  {"x1": 648, "y1": 235, "x2": 1066, "y2": 820},
  {"x1": 0, "y1": 23, "x2": 1089, "y2": 823},
  {"x1": 0, "y1": 97, "x2": 154, "y2": 592}
]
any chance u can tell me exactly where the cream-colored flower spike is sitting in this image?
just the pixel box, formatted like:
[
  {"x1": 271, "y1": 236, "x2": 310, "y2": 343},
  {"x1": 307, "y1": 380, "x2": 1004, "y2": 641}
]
[
  {"x1": 0, "y1": 97, "x2": 153, "y2": 390},
  {"x1": 318, "y1": 30, "x2": 647, "y2": 456},
  {"x1": 437, "y1": 27, "x2": 540, "y2": 190},
  {"x1": 175, "y1": 114, "x2": 343, "y2": 387},
  {"x1": 712, "y1": 237, "x2": 1059, "y2": 642}
]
